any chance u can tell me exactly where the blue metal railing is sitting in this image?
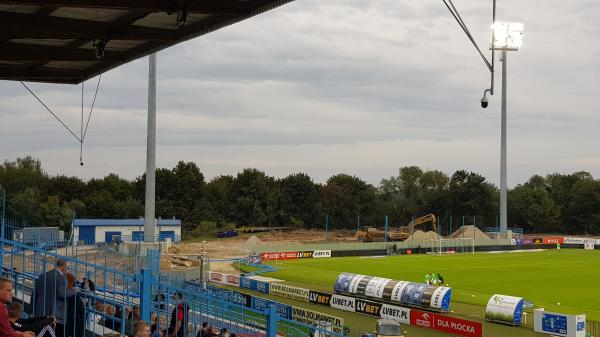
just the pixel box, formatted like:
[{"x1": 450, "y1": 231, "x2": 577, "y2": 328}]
[{"x1": 1, "y1": 221, "x2": 346, "y2": 337}]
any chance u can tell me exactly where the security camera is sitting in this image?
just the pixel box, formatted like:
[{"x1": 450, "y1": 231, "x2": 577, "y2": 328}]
[
  {"x1": 481, "y1": 89, "x2": 490, "y2": 108},
  {"x1": 481, "y1": 96, "x2": 489, "y2": 108}
]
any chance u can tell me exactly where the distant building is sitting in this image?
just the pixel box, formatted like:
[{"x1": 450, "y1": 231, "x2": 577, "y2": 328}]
[{"x1": 73, "y1": 218, "x2": 181, "y2": 244}]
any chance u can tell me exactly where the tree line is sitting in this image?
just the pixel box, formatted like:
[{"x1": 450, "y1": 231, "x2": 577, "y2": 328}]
[{"x1": 1, "y1": 156, "x2": 599, "y2": 235}]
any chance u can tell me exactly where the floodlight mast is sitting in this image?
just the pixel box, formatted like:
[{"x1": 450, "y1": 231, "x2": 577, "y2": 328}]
[
  {"x1": 443, "y1": 0, "x2": 524, "y2": 234},
  {"x1": 491, "y1": 21, "x2": 524, "y2": 233}
]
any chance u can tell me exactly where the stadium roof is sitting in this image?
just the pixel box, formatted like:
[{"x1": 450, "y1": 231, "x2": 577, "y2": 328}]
[{"x1": 0, "y1": 0, "x2": 293, "y2": 84}]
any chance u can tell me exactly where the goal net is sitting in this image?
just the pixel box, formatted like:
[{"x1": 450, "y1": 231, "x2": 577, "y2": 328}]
[{"x1": 422, "y1": 238, "x2": 475, "y2": 254}]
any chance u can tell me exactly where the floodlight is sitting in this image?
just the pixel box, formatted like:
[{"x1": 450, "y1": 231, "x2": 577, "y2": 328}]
[{"x1": 491, "y1": 22, "x2": 524, "y2": 51}]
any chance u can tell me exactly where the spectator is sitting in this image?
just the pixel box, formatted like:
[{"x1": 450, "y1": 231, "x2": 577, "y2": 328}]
[
  {"x1": 101, "y1": 305, "x2": 119, "y2": 332},
  {"x1": 34, "y1": 259, "x2": 76, "y2": 337},
  {"x1": 7, "y1": 302, "x2": 56, "y2": 336},
  {"x1": 124, "y1": 306, "x2": 141, "y2": 337},
  {"x1": 167, "y1": 293, "x2": 188, "y2": 337},
  {"x1": 133, "y1": 322, "x2": 150, "y2": 337},
  {"x1": 1, "y1": 277, "x2": 36, "y2": 337},
  {"x1": 206, "y1": 327, "x2": 218, "y2": 337},
  {"x1": 195, "y1": 323, "x2": 208, "y2": 337},
  {"x1": 220, "y1": 329, "x2": 229, "y2": 337},
  {"x1": 88, "y1": 302, "x2": 106, "y2": 330},
  {"x1": 80, "y1": 278, "x2": 95, "y2": 292},
  {"x1": 65, "y1": 274, "x2": 85, "y2": 337}
]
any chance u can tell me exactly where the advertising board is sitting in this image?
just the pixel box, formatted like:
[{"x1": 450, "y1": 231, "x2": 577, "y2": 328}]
[
  {"x1": 226, "y1": 274, "x2": 240, "y2": 287},
  {"x1": 485, "y1": 294, "x2": 524, "y2": 325},
  {"x1": 291, "y1": 306, "x2": 344, "y2": 333},
  {"x1": 411, "y1": 309, "x2": 482, "y2": 337},
  {"x1": 564, "y1": 237, "x2": 587, "y2": 244},
  {"x1": 208, "y1": 272, "x2": 240, "y2": 287},
  {"x1": 433, "y1": 313, "x2": 483, "y2": 337},
  {"x1": 355, "y1": 298, "x2": 382, "y2": 316},
  {"x1": 204, "y1": 286, "x2": 251, "y2": 307},
  {"x1": 209, "y1": 271, "x2": 224, "y2": 283},
  {"x1": 309, "y1": 291, "x2": 332, "y2": 306},
  {"x1": 251, "y1": 297, "x2": 292, "y2": 319},
  {"x1": 534, "y1": 309, "x2": 586, "y2": 337},
  {"x1": 240, "y1": 277, "x2": 270, "y2": 294},
  {"x1": 380, "y1": 304, "x2": 410, "y2": 324},
  {"x1": 297, "y1": 251, "x2": 314, "y2": 258},
  {"x1": 543, "y1": 237, "x2": 565, "y2": 244},
  {"x1": 330, "y1": 294, "x2": 356, "y2": 312},
  {"x1": 259, "y1": 251, "x2": 300, "y2": 261},
  {"x1": 269, "y1": 283, "x2": 310, "y2": 302},
  {"x1": 411, "y1": 309, "x2": 434, "y2": 328},
  {"x1": 313, "y1": 250, "x2": 332, "y2": 258},
  {"x1": 259, "y1": 250, "x2": 327, "y2": 261}
]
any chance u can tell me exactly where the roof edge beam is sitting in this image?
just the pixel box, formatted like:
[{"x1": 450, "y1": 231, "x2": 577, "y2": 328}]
[{"x1": 0, "y1": 0, "x2": 251, "y2": 15}]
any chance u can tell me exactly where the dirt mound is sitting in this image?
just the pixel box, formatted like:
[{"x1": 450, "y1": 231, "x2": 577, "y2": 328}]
[
  {"x1": 407, "y1": 230, "x2": 440, "y2": 241},
  {"x1": 406, "y1": 230, "x2": 440, "y2": 241},
  {"x1": 452, "y1": 225, "x2": 490, "y2": 240},
  {"x1": 245, "y1": 235, "x2": 263, "y2": 247}
]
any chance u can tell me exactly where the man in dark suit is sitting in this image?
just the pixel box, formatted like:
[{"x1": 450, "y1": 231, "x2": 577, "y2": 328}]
[{"x1": 34, "y1": 259, "x2": 76, "y2": 337}]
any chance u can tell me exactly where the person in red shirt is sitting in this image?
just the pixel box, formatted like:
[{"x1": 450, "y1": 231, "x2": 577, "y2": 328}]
[
  {"x1": 0, "y1": 278, "x2": 35, "y2": 337},
  {"x1": 167, "y1": 293, "x2": 188, "y2": 337}
]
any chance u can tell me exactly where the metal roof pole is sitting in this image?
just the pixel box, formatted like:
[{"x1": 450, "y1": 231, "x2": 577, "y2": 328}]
[{"x1": 144, "y1": 53, "x2": 157, "y2": 243}]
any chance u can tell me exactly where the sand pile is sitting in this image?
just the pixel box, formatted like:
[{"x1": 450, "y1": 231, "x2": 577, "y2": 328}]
[
  {"x1": 407, "y1": 230, "x2": 440, "y2": 241},
  {"x1": 452, "y1": 225, "x2": 490, "y2": 240},
  {"x1": 245, "y1": 235, "x2": 263, "y2": 247}
]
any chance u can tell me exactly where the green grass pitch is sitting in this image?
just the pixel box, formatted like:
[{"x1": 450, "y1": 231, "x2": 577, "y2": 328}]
[{"x1": 261, "y1": 249, "x2": 600, "y2": 322}]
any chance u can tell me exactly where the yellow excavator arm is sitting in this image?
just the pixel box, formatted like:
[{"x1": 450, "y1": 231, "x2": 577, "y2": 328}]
[{"x1": 408, "y1": 214, "x2": 437, "y2": 235}]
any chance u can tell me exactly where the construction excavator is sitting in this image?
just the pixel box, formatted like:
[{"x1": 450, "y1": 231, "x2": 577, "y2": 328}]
[{"x1": 356, "y1": 213, "x2": 437, "y2": 242}]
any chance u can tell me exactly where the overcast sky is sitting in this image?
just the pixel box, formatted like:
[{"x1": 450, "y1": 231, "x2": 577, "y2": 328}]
[{"x1": 1, "y1": 0, "x2": 599, "y2": 187}]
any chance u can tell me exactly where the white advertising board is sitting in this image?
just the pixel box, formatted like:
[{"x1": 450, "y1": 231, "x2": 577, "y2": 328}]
[
  {"x1": 380, "y1": 304, "x2": 411, "y2": 324},
  {"x1": 330, "y1": 294, "x2": 356, "y2": 312},
  {"x1": 313, "y1": 250, "x2": 332, "y2": 258}
]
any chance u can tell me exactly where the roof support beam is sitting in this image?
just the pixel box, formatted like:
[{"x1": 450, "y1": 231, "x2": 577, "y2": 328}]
[
  {"x1": 0, "y1": 66, "x2": 82, "y2": 83},
  {"x1": 0, "y1": 11, "x2": 176, "y2": 40},
  {"x1": 0, "y1": 43, "x2": 127, "y2": 61},
  {"x1": 0, "y1": 0, "x2": 251, "y2": 15}
]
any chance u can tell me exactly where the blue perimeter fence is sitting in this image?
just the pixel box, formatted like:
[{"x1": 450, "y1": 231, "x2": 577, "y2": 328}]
[{"x1": 1, "y1": 218, "x2": 345, "y2": 337}]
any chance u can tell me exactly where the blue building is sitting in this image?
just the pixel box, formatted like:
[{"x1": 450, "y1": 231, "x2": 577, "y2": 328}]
[{"x1": 73, "y1": 218, "x2": 182, "y2": 244}]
